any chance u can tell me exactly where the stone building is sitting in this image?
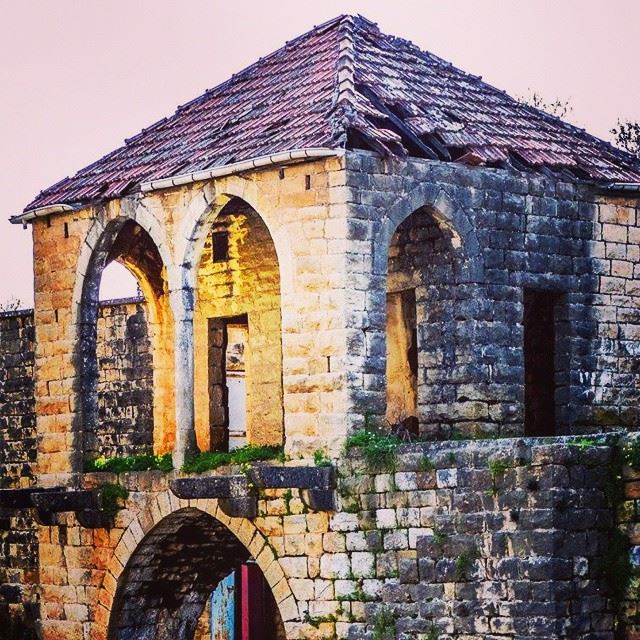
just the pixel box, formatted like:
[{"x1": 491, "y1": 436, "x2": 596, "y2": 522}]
[{"x1": 2, "y1": 14, "x2": 640, "y2": 640}]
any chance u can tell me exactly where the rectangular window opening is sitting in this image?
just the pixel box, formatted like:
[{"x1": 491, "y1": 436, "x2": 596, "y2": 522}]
[
  {"x1": 386, "y1": 288, "x2": 418, "y2": 431},
  {"x1": 524, "y1": 288, "x2": 559, "y2": 437},
  {"x1": 212, "y1": 232, "x2": 229, "y2": 262}
]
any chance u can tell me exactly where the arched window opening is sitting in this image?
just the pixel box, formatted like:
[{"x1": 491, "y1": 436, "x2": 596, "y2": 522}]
[
  {"x1": 386, "y1": 206, "x2": 460, "y2": 439},
  {"x1": 194, "y1": 198, "x2": 283, "y2": 452},
  {"x1": 79, "y1": 219, "x2": 171, "y2": 463},
  {"x1": 98, "y1": 261, "x2": 141, "y2": 301},
  {"x1": 108, "y1": 509, "x2": 286, "y2": 640}
]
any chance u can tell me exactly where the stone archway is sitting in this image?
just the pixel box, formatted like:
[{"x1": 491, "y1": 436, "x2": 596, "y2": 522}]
[
  {"x1": 73, "y1": 214, "x2": 175, "y2": 465},
  {"x1": 381, "y1": 186, "x2": 488, "y2": 440},
  {"x1": 105, "y1": 505, "x2": 290, "y2": 640}
]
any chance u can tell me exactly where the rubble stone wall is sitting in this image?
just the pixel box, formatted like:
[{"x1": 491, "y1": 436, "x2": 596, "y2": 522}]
[
  {"x1": 0, "y1": 310, "x2": 38, "y2": 636},
  {"x1": 94, "y1": 299, "x2": 154, "y2": 458}
]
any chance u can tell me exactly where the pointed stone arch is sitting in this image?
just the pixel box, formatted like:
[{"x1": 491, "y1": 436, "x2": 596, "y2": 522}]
[
  {"x1": 94, "y1": 494, "x2": 298, "y2": 640},
  {"x1": 373, "y1": 184, "x2": 483, "y2": 282},
  {"x1": 70, "y1": 204, "x2": 177, "y2": 465}
]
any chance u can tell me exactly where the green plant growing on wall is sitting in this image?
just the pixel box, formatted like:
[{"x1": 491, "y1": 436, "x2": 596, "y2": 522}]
[
  {"x1": 85, "y1": 453, "x2": 173, "y2": 473},
  {"x1": 418, "y1": 455, "x2": 434, "y2": 472},
  {"x1": 283, "y1": 489, "x2": 293, "y2": 515},
  {"x1": 488, "y1": 459, "x2": 508, "y2": 496},
  {"x1": 454, "y1": 546, "x2": 479, "y2": 582},
  {"x1": 432, "y1": 526, "x2": 447, "y2": 546},
  {"x1": 303, "y1": 612, "x2": 337, "y2": 628},
  {"x1": 425, "y1": 624, "x2": 440, "y2": 640},
  {"x1": 313, "y1": 449, "x2": 332, "y2": 467},
  {"x1": 182, "y1": 444, "x2": 283, "y2": 474},
  {"x1": 99, "y1": 482, "x2": 129, "y2": 520},
  {"x1": 372, "y1": 608, "x2": 396, "y2": 640},
  {"x1": 345, "y1": 428, "x2": 402, "y2": 472}
]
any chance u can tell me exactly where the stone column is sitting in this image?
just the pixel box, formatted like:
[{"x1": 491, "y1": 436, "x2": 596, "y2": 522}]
[{"x1": 170, "y1": 288, "x2": 198, "y2": 468}]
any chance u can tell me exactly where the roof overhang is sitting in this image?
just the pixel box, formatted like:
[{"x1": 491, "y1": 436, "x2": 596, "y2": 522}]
[
  {"x1": 11, "y1": 147, "x2": 343, "y2": 226},
  {"x1": 139, "y1": 147, "x2": 343, "y2": 192},
  {"x1": 10, "y1": 204, "x2": 76, "y2": 227}
]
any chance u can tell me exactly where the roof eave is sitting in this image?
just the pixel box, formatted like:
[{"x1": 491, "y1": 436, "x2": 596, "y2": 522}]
[
  {"x1": 599, "y1": 182, "x2": 640, "y2": 194},
  {"x1": 140, "y1": 147, "x2": 343, "y2": 193},
  {"x1": 13, "y1": 147, "x2": 344, "y2": 225},
  {"x1": 10, "y1": 203, "x2": 76, "y2": 227}
]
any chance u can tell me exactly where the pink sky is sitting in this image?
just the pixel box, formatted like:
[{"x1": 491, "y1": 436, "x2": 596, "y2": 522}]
[{"x1": 1, "y1": 0, "x2": 639, "y2": 306}]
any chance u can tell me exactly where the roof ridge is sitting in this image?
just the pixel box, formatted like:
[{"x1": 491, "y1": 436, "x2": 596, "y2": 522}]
[
  {"x1": 327, "y1": 15, "x2": 358, "y2": 148},
  {"x1": 334, "y1": 15, "x2": 357, "y2": 106}
]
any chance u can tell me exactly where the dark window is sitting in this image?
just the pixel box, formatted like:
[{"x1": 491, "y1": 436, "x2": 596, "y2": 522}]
[
  {"x1": 524, "y1": 289, "x2": 558, "y2": 436},
  {"x1": 212, "y1": 232, "x2": 229, "y2": 262}
]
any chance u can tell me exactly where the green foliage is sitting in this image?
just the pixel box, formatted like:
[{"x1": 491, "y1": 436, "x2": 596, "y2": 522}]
[
  {"x1": 345, "y1": 428, "x2": 402, "y2": 472},
  {"x1": 182, "y1": 444, "x2": 284, "y2": 474},
  {"x1": 425, "y1": 624, "x2": 440, "y2": 640},
  {"x1": 488, "y1": 459, "x2": 508, "y2": 477},
  {"x1": 454, "y1": 548, "x2": 478, "y2": 582},
  {"x1": 372, "y1": 608, "x2": 396, "y2": 640},
  {"x1": 432, "y1": 526, "x2": 447, "y2": 545},
  {"x1": 488, "y1": 459, "x2": 508, "y2": 496},
  {"x1": 418, "y1": 455, "x2": 434, "y2": 472},
  {"x1": 303, "y1": 612, "x2": 337, "y2": 628},
  {"x1": 283, "y1": 489, "x2": 293, "y2": 515},
  {"x1": 570, "y1": 436, "x2": 603, "y2": 449},
  {"x1": 611, "y1": 119, "x2": 640, "y2": 158},
  {"x1": 313, "y1": 449, "x2": 332, "y2": 467},
  {"x1": 99, "y1": 482, "x2": 129, "y2": 519},
  {"x1": 342, "y1": 500, "x2": 361, "y2": 514},
  {"x1": 85, "y1": 453, "x2": 173, "y2": 473}
]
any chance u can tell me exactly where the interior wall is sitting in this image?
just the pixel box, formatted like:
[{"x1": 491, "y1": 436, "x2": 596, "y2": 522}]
[{"x1": 194, "y1": 201, "x2": 283, "y2": 451}]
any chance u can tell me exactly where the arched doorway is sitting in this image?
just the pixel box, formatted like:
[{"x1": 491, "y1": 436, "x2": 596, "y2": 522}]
[
  {"x1": 193, "y1": 197, "x2": 283, "y2": 452},
  {"x1": 77, "y1": 218, "x2": 174, "y2": 463},
  {"x1": 386, "y1": 204, "x2": 471, "y2": 439},
  {"x1": 107, "y1": 508, "x2": 285, "y2": 640}
]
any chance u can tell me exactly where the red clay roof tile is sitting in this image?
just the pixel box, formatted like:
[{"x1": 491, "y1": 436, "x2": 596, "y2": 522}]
[{"x1": 23, "y1": 15, "x2": 640, "y2": 212}]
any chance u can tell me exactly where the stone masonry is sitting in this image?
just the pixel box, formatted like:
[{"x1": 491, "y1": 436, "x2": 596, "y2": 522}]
[
  {"x1": 2, "y1": 148, "x2": 640, "y2": 639},
  {"x1": 0, "y1": 300, "x2": 153, "y2": 634}
]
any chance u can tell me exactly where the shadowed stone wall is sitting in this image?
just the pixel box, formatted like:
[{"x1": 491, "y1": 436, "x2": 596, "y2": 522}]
[
  {"x1": 0, "y1": 309, "x2": 38, "y2": 636},
  {"x1": 344, "y1": 152, "x2": 640, "y2": 439},
  {"x1": 94, "y1": 299, "x2": 154, "y2": 459}
]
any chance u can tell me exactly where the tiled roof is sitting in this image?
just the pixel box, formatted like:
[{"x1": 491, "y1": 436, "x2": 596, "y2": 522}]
[{"x1": 23, "y1": 15, "x2": 640, "y2": 212}]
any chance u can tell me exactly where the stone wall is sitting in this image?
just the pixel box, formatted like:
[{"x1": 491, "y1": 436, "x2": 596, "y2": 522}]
[
  {"x1": 27, "y1": 435, "x2": 634, "y2": 639},
  {"x1": 94, "y1": 299, "x2": 154, "y2": 458},
  {"x1": 0, "y1": 309, "x2": 38, "y2": 636},
  {"x1": 0, "y1": 300, "x2": 153, "y2": 633},
  {"x1": 343, "y1": 152, "x2": 640, "y2": 439}
]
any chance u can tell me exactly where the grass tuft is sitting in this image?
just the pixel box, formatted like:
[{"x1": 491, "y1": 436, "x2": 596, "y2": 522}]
[
  {"x1": 85, "y1": 453, "x2": 173, "y2": 473},
  {"x1": 345, "y1": 428, "x2": 402, "y2": 472},
  {"x1": 182, "y1": 444, "x2": 284, "y2": 474}
]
